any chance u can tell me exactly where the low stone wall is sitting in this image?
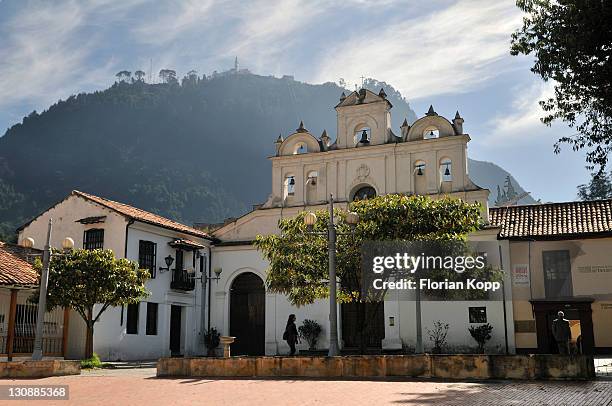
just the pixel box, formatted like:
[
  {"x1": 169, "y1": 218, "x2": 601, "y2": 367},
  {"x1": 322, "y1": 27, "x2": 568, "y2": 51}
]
[
  {"x1": 157, "y1": 354, "x2": 595, "y2": 381},
  {"x1": 0, "y1": 360, "x2": 81, "y2": 378}
]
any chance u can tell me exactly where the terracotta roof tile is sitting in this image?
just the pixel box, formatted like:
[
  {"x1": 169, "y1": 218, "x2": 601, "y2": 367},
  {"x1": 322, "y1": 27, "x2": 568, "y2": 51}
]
[
  {"x1": 72, "y1": 191, "x2": 211, "y2": 240},
  {"x1": 489, "y1": 199, "x2": 612, "y2": 240},
  {"x1": 0, "y1": 242, "x2": 39, "y2": 286}
]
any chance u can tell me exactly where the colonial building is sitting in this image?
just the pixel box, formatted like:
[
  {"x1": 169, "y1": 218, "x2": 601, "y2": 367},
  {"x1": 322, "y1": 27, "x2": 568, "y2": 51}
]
[
  {"x1": 490, "y1": 200, "x2": 612, "y2": 355},
  {"x1": 17, "y1": 190, "x2": 213, "y2": 360},
  {"x1": 211, "y1": 88, "x2": 514, "y2": 356}
]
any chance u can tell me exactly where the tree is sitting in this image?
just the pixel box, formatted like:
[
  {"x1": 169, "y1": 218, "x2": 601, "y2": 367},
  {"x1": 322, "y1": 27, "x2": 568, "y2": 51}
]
[
  {"x1": 577, "y1": 171, "x2": 612, "y2": 200},
  {"x1": 510, "y1": 1, "x2": 612, "y2": 172},
  {"x1": 159, "y1": 69, "x2": 178, "y2": 85},
  {"x1": 182, "y1": 70, "x2": 199, "y2": 87},
  {"x1": 468, "y1": 323, "x2": 493, "y2": 353},
  {"x1": 255, "y1": 194, "x2": 488, "y2": 352},
  {"x1": 134, "y1": 70, "x2": 146, "y2": 82},
  {"x1": 35, "y1": 249, "x2": 149, "y2": 358},
  {"x1": 115, "y1": 70, "x2": 132, "y2": 82}
]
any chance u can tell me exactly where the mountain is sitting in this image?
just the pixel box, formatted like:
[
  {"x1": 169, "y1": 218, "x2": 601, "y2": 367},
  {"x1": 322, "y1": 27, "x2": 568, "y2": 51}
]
[{"x1": 0, "y1": 72, "x2": 535, "y2": 241}]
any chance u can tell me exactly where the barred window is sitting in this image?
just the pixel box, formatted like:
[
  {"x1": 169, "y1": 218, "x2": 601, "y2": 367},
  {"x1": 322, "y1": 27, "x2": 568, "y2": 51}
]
[
  {"x1": 83, "y1": 229, "x2": 104, "y2": 250},
  {"x1": 469, "y1": 306, "x2": 487, "y2": 323},
  {"x1": 146, "y1": 303, "x2": 158, "y2": 335},
  {"x1": 138, "y1": 241, "x2": 157, "y2": 279},
  {"x1": 126, "y1": 303, "x2": 139, "y2": 335}
]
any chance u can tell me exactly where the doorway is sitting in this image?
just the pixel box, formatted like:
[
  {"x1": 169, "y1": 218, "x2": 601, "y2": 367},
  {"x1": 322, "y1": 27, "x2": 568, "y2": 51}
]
[
  {"x1": 341, "y1": 302, "x2": 385, "y2": 350},
  {"x1": 169, "y1": 305, "x2": 182, "y2": 356},
  {"x1": 229, "y1": 272, "x2": 265, "y2": 356},
  {"x1": 531, "y1": 299, "x2": 594, "y2": 354}
]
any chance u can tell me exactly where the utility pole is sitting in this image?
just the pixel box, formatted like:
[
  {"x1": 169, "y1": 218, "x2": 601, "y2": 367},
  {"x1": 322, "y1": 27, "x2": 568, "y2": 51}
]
[{"x1": 32, "y1": 219, "x2": 52, "y2": 360}]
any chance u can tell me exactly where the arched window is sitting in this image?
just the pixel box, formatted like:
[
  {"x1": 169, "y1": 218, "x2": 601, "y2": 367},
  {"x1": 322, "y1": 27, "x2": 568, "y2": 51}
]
[
  {"x1": 307, "y1": 171, "x2": 318, "y2": 186},
  {"x1": 285, "y1": 175, "x2": 295, "y2": 196},
  {"x1": 440, "y1": 158, "x2": 452, "y2": 182},
  {"x1": 352, "y1": 186, "x2": 376, "y2": 201},
  {"x1": 423, "y1": 127, "x2": 439, "y2": 139},
  {"x1": 353, "y1": 127, "x2": 371, "y2": 145},
  {"x1": 414, "y1": 160, "x2": 426, "y2": 176},
  {"x1": 293, "y1": 142, "x2": 307, "y2": 154}
]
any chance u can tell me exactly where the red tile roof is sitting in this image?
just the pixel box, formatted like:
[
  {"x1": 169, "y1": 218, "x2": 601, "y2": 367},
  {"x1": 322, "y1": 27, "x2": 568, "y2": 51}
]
[
  {"x1": 0, "y1": 242, "x2": 39, "y2": 286},
  {"x1": 71, "y1": 191, "x2": 212, "y2": 240},
  {"x1": 489, "y1": 199, "x2": 612, "y2": 240}
]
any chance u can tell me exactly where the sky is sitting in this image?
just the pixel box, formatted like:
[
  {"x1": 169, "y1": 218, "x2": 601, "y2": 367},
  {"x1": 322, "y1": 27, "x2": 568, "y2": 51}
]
[{"x1": 0, "y1": 0, "x2": 592, "y2": 203}]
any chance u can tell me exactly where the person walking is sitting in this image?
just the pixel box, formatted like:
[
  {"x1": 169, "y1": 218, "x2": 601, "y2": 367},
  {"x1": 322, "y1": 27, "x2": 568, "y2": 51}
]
[
  {"x1": 552, "y1": 311, "x2": 571, "y2": 355},
  {"x1": 283, "y1": 314, "x2": 299, "y2": 355}
]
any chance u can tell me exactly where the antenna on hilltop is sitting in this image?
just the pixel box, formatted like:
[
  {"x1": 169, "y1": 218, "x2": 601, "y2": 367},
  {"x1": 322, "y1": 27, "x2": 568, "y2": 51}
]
[{"x1": 149, "y1": 58, "x2": 153, "y2": 83}]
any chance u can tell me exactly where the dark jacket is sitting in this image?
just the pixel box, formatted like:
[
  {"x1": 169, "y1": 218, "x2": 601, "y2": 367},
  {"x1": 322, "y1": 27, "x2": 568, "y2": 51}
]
[
  {"x1": 552, "y1": 318, "x2": 571, "y2": 342},
  {"x1": 285, "y1": 322, "x2": 298, "y2": 344}
]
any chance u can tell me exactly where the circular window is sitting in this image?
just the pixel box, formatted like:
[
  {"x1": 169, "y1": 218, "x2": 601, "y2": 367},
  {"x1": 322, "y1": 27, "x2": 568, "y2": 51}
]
[{"x1": 352, "y1": 186, "x2": 376, "y2": 201}]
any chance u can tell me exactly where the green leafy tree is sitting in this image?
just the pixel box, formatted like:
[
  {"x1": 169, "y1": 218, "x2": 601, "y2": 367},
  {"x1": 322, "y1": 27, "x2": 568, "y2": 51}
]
[
  {"x1": 115, "y1": 70, "x2": 132, "y2": 82},
  {"x1": 510, "y1": 1, "x2": 612, "y2": 172},
  {"x1": 159, "y1": 69, "x2": 178, "y2": 84},
  {"x1": 577, "y1": 171, "x2": 612, "y2": 200},
  {"x1": 255, "y1": 194, "x2": 489, "y2": 352},
  {"x1": 134, "y1": 70, "x2": 146, "y2": 82},
  {"x1": 35, "y1": 249, "x2": 149, "y2": 358}
]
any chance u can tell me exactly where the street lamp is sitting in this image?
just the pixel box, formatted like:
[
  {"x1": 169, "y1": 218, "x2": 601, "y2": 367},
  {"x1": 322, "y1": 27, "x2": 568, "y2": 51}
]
[
  {"x1": 21, "y1": 219, "x2": 74, "y2": 361},
  {"x1": 303, "y1": 194, "x2": 359, "y2": 356}
]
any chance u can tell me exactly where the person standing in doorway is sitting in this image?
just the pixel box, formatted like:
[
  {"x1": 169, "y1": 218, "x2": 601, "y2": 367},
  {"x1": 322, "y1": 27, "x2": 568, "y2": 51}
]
[
  {"x1": 552, "y1": 311, "x2": 571, "y2": 354},
  {"x1": 283, "y1": 314, "x2": 299, "y2": 355}
]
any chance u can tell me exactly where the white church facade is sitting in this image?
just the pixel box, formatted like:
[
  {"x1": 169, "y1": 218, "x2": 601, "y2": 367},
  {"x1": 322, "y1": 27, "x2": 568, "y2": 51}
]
[{"x1": 210, "y1": 88, "x2": 515, "y2": 356}]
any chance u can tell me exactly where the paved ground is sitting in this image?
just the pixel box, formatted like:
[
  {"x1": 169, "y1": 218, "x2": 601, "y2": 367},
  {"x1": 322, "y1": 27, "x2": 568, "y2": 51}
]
[{"x1": 3, "y1": 367, "x2": 612, "y2": 406}]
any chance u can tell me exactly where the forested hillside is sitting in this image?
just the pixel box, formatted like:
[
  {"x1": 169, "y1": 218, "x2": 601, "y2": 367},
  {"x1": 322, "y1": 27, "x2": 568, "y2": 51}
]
[{"x1": 0, "y1": 72, "x2": 533, "y2": 241}]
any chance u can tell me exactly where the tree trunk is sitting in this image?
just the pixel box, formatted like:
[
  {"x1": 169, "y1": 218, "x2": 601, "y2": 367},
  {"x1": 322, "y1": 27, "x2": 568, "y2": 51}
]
[{"x1": 85, "y1": 307, "x2": 94, "y2": 359}]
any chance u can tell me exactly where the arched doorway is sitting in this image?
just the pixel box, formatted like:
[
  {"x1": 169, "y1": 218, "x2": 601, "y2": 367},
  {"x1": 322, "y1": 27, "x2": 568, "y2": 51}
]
[
  {"x1": 352, "y1": 185, "x2": 376, "y2": 201},
  {"x1": 229, "y1": 272, "x2": 265, "y2": 355}
]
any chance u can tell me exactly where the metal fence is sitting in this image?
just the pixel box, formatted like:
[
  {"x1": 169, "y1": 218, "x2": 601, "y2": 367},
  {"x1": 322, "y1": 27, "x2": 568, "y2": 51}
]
[{"x1": 0, "y1": 289, "x2": 65, "y2": 356}]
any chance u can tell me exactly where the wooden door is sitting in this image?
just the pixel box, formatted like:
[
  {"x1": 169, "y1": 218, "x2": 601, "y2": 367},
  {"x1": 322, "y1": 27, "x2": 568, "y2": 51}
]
[
  {"x1": 169, "y1": 305, "x2": 182, "y2": 356},
  {"x1": 341, "y1": 302, "x2": 385, "y2": 349},
  {"x1": 230, "y1": 273, "x2": 265, "y2": 355}
]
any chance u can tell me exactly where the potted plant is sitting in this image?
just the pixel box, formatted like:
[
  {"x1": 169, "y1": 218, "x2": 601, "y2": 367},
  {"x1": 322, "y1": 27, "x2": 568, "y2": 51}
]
[
  {"x1": 204, "y1": 327, "x2": 221, "y2": 356},
  {"x1": 298, "y1": 319, "x2": 322, "y2": 351},
  {"x1": 468, "y1": 323, "x2": 493, "y2": 353}
]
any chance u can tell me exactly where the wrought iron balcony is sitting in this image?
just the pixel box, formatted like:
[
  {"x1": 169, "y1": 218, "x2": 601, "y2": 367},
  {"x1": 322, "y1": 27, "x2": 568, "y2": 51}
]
[{"x1": 170, "y1": 269, "x2": 195, "y2": 291}]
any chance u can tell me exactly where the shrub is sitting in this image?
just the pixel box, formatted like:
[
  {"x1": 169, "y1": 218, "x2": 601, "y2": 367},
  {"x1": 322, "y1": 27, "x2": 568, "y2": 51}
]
[
  {"x1": 469, "y1": 323, "x2": 493, "y2": 353},
  {"x1": 204, "y1": 327, "x2": 221, "y2": 356},
  {"x1": 80, "y1": 353, "x2": 111, "y2": 369},
  {"x1": 298, "y1": 319, "x2": 322, "y2": 350},
  {"x1": 427, "y1": 320, "x2": 449, "y2": 354}
]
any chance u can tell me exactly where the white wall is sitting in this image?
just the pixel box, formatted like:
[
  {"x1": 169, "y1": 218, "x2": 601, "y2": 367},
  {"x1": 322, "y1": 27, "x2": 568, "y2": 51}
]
[
  {"x1": 93, "y1": 223, "x2": 209, "y2": 361},
  {"x1": 211, "y1": 245, "x2": 330, "y2": 355}
]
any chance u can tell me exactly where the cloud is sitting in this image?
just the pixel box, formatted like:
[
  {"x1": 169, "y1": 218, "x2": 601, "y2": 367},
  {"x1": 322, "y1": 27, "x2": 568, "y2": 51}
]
[
  {"x1": 313, "y1": 0, "x2": 523, "y2": 99},
  {"x1": 482, "y1": 80, "x2": 557, "y2": 146},
  {"x1": 0, "y1": 0, "x2": 147, "y2": 118}
]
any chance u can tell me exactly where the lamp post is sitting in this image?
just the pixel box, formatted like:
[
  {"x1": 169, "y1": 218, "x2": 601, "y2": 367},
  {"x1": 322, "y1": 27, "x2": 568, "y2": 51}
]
[
  {"x1": 21, "y1": 219, "x2": 74, "y2": 361},
  {"x1": 304, "y1": 194, "x2": 359, "y2": 357}
]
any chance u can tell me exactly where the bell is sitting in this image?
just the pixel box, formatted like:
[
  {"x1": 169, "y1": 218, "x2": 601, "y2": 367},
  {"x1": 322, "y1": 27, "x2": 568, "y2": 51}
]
[
  {"x1": 429, "y1": 130, "x2": 435, "y2": 138},
  {"x1": 289, "y1": 177, "x2": 295, "y2": 186},
  {"x1": 359, "y1": 129, "x2": 370, "y2": 144},
  {"x1": 417, "y1": 166, "x2": 423, "y2": 176},
  {"x1": 444, "y1": 166, "x2": 450, "y2": 176}
]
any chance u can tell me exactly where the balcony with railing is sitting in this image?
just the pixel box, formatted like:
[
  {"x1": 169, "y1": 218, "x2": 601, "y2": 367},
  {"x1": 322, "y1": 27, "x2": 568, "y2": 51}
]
[{"x1": 170, "y1": 269, "x2": 195, "y2": 291}]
